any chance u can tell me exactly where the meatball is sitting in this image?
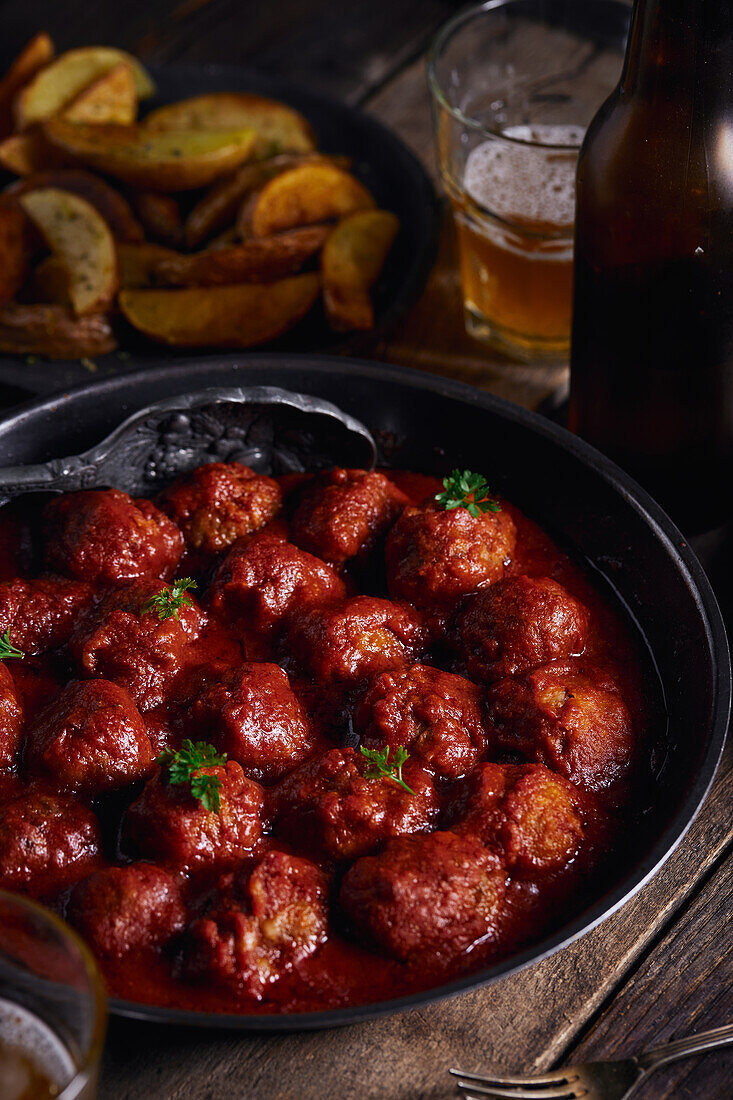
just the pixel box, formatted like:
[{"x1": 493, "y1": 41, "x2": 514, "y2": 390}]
[
  {"x1": 157, "y1": 462, "x2": 281, "y2": 555},
  {"x1": 26, "y1": 680, "x2": 154, "y2": 795},
  {"x1": 0, "y1": 577, "x2": 93, "y2": 655},
  {"x1": 271, "y1": 747, "x2": 440, "y2": 860},
  {"x1": 451, "y1": 762, "x2": 597, "y2": 875},
  {"x1": 190, "y1": 663, "x2": 315, "y2": 784},
  {"x1": 356, "y1": 664, "x2": 489, "y2": 780},
  {"x1": 0, "y1": 664, "x2": 23, "y2": 769},
  {"x1": 288, "y1": 596, "x2": 427, "y2": 689},
  {"x1": 341, "y1": 832, "x2": 506, "y2": 963},
  {"x1": 485, "y1": 660, "x2": 635, "y2": 796},
  {"x1": 71, "y1": 581, "x2": 206, "y2": 711},
  {"x1": 386, "y1": 499, "x2": 517, "y2": 608},
  {"x1": 291, "y1": 468, "x2": 408, "y2": 566},
  {"x1": 43, "y1": 489, "x2": 183, "y2": 586},
  {"x1": 186, "y1": 850, "x2": 328, "y2": 998},
  {"x1": 453, "y1": 576, "x2": 590, "y2": 682},
  {"x1": 0, "y1": 790, "x2": 101, "y2": 898},
  {"x1": 69, "y1": 864, "x2": 186, "y2": 957},
  {"x1": 208, "y1": 534, "x2": 346, "y2": 636},
  {"x1": 126, "y1": 760, "x2": 265, "y2": 870}
]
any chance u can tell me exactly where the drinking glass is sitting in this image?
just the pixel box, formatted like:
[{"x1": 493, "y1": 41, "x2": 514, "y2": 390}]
[
  {"x1": 0, "y1": 892, "x2": 107, "y2": 1100},
  {"x1": 427, "y1": 0, "x2": 630, "y2": 362}
]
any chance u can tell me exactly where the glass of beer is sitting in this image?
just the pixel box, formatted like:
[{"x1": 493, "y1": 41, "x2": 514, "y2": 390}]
[
  {"x1": 427, "y1": 0, "x2": 630, "y2": 362},
  {"x1": 0, "y1": 892, "x2": 107, "y2": 1099}
]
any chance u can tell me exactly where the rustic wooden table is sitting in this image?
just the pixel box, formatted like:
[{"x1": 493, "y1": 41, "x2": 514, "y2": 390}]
[{"x1": 1, "y1": 4, "x2": 731, "y2": 1097}]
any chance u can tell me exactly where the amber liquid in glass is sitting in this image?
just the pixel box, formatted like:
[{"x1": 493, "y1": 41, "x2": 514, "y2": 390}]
[{"x1": 452, "y1": 125, "x2": 581, "y2": 357}]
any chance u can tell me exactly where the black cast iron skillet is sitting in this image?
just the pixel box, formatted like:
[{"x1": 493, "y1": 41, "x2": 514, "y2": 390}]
[{"x1": 0, "y1": 354, "x2": 728, "y2": 1031}]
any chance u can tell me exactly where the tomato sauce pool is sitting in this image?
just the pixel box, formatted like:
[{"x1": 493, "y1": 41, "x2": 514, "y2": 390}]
[{"x1": 0, "y1": 464, "x2": 659, "y2": 1016}]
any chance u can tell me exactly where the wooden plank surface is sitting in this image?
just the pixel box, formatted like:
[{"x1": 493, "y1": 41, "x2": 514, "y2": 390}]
[
  {"x1": 98, "y1": 749, "x2": 733, "y2": 1099},
  {"x1": 568, "y1": 851, "x2": 733, "y2": 1099}
]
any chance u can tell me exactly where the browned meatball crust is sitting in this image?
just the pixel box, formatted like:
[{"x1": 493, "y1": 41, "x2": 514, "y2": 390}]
[
  {"x1": 288, "y1": 596, "x2": 427, "y2": 689},
  {"x1": 71, "y1": 581, "x2": 206, "y2": 711},
  {"x1": 271, "y1": 747, "x2": 440, "y2": 860},
  {"x1": 26, "y1": 680, "x2": 154, "y2": 795},
  {"x1": 43, "y1": 489, "x2": 183, "y2": 585},
  {"x1": 0, "y1": 663, "x2": 23, "y2": 769},
  {"x1": 69, "y1": 864, "x2": 186, "y2": 957},
  {"x1": 126, "y1": 761, "x2": 266, "y2": 870},
  {"x1": 386, "y1": 499, "x2": 517, "y2": 608},
  {"x1": 208, "y1": 534, "x2": 346, "y2": 636},
  {"x1": 356, "y1": 664, "x2": 489, "y2": 780},
  {"x1": 485, "y1": 660, "x2": 635, "y2": 797},
  {"x1": 450, "y1": 762, "x2": 600, "y2": 875},
  {"x1": 453, "y1": 575, "x2": 589, "y2": 682},
  {"x1": 291, "y1": 467, "x2": 408, "y2": 565},
  {"x1": 157, "y1": 462, "x2": 281, "y2": 555},
  {"x1": 186, "y1": 850, "x2": 328, "y2": 997},
  {"x1": 190, "y1": 663, "x2": 315, "y2": 783},
  {"x1": 340, "y1": 831, "x2": 506, "y2": 963},
  {"x1": 0, "y1": 577, "x2": 94, "y2": 655},
  {"x1": 0, "y1": 790, "x2": 101, "y2": 897}
]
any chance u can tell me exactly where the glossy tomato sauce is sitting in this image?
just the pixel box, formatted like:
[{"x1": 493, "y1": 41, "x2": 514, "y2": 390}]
[{"x1": 0, "y1": 464, "x2": 656, "y2": 1015}]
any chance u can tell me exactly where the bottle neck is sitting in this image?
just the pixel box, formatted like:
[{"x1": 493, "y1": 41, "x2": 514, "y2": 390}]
[{"x1": 620, "y1": 0, "x2": 733, "y2": 95}]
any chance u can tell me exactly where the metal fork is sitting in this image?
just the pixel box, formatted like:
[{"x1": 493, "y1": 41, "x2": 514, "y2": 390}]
[{"x1": 449, "y1": 1023, "x2": 733, "y2": 1099}]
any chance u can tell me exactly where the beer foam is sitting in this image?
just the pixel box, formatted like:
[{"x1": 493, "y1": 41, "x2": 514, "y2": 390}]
[
  {"x1": 0, "y1": 998, "x2": 75, "y2": 1094},
  {"x1": 464, "y1": 124, "x2": 584, "y2": 226}
]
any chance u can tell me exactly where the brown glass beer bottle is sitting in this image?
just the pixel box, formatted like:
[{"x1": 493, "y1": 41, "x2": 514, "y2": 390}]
[{"x1": 569, "y1": 0, "x2": 733, "y2": 532}]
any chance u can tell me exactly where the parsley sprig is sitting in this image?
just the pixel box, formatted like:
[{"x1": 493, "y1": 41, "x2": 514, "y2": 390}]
[
  {"x1": 435, "y1": 469, "x2": 501, "y2": 518},
  {"x1": 157, "y1": 740, "x2": 227, "y2": 813},
  {"x1": 360, "y1": 745, "x2": 414, "y2": 794},
  {"x1": 0, "y1": 629, "x2": 24, "y2": 661},
  {"x1": 141, "y1": 577, "x2": 197, "y2": 622}
]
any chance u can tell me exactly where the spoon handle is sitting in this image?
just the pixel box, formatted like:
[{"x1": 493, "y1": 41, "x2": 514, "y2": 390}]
[{"x1": 0, "y1": 456, "x2": 96, "y2": 503}]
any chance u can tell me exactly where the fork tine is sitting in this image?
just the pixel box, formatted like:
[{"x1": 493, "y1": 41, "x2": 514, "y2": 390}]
[
  {"x1": 450, "y1": 1067, "x2": 574, "y2": 1087},
  {"x1": 453, "y1": 1080, "x2": 578, "y2": 1100}
]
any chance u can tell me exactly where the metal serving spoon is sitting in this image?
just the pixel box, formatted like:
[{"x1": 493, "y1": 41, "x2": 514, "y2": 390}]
[{"x1": 0, "y1": 385, "x2": 377, "y2": 505}]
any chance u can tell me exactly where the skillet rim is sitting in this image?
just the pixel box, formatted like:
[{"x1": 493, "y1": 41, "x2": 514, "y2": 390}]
[{"x1": 0, "y1": 352, "x2": 728, "y2": 1031}]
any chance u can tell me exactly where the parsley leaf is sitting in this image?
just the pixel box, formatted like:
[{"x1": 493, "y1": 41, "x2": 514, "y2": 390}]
[
  {"x1": 141, "y1": 577, "x2": 197, "y2": 622},
  {"x1": 157, "y1": 740, "x2": 227, "y2": 814},
  {"x1": 434, "y1": 469, "x2": 501, "y2": 518},
  {"x1": 359, "y1": 744, "x2": 414, "y2": 794},
  {"x1": 0, "y1": 629, "x2": 24, "y2": 661}
]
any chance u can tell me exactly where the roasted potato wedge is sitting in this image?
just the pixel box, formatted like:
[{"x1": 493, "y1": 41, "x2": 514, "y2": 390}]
[
  {"x1": 0, "y1": 302, "x2": 116, "y2": 358},
  {"x1": 62, "y1": 61, "x2": 137, "y2": 125},
  {"x1": 142, "y1": 93, "x2": 316, "y2": 157},
  {"x1": 184, "y1": 153, "x2": 350, "y2": 249},
  {"x1": 7, "y1": 169, "x2": 144, "y2": 242},
  {"x1": 117, "y1": 242, "x2": 180, "y2": 288},
  {"x1": 19, "y1": 187, "x2": 118, "y2": 315},
  {"x1": 119, "y1": 273, "x2": 320, "y2": 348},
  {"x1": 29, "y1": 254, "x2": 71, "y2": 305},
  {"x1": 15, "y1": 47, "x2": 154, "y2": 130},
  {"x1": 0, "y1": 33, "x2": 55, "y2": 139},
  {"x1": 133, "y1": 191, "x2": 183, "y2": 246},
  {"x1": 152, "y1": 226, "x2": 329, "y2": 287},
  {"x1": 41, "y1": 119, "x2": 258, "y2": 191},
  {"x1": 0, "y1": 130, "x2": 68, "y2": 175},
  {"x1": 251, "y1": 163, "x2": 374, "y2": 238},
  {"x1": 236, "y1": 189, "x2": 262, "y2": 240},
  {"x1": 322, "y1": 209, "x2": 399, "y2": 331},
  {"x1": 0, "y1": 201, "x2": 32, "y2": 303}
]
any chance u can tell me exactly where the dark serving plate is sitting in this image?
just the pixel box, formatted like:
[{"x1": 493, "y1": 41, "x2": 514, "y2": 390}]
[
  {"x1": 0, "y1": 353, "x2": 728, "y2": 1030},
  {"x1": 0, "y1": 65, "x2": 439, "y2": 398}
]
